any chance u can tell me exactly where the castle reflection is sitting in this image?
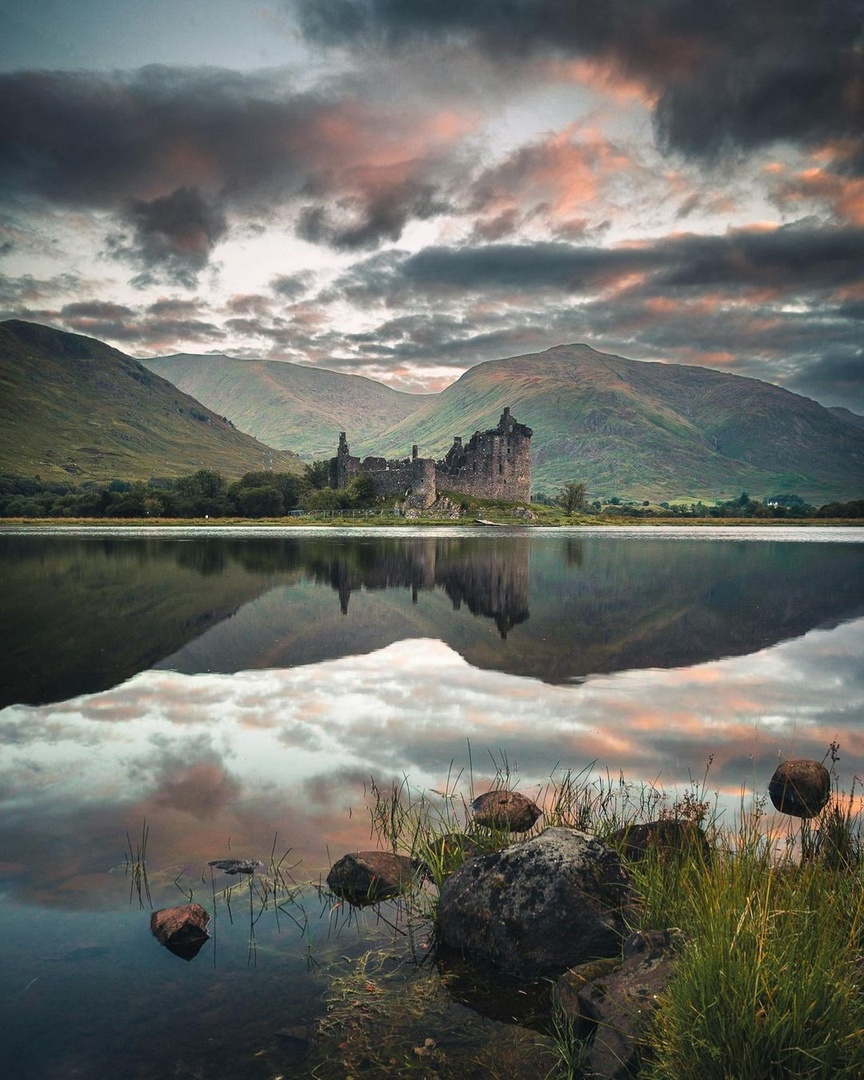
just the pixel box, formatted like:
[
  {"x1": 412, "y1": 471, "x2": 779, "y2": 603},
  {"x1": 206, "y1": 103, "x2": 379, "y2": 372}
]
[
  {"x1": 316, "y1": 537, "x2": 530, "y2": 637},
  {"x1": 2, "y1": 530, "x2": 864, "y2": 708}
]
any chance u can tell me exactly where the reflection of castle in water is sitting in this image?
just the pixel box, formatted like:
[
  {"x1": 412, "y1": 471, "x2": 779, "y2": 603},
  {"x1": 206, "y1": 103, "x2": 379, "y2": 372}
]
[{"x1": 318, "y1": 538, "x2": 530, "y2": 638}]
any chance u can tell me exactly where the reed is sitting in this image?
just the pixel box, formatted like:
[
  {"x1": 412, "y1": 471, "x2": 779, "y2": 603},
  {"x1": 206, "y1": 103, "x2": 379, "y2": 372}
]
[
  {"x1": 361, "y1": 751, "x2": 864, "y2": 1077},
  {"x1": 124, "y1": 818, "x2": 151, "y2": 909}
]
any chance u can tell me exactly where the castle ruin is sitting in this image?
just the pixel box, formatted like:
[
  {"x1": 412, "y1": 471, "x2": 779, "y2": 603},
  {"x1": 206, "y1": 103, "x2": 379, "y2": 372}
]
[{"x1": 329, "y1": 407, "x2": 532, "y2": 509}]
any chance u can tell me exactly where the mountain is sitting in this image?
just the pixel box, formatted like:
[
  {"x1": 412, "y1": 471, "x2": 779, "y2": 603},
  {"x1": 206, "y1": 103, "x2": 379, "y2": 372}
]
[
  {"x1": 0, "y1": 321, "x2": 303, "y2": 482},
  {"x1": 140, "y1": 352, "x2": 432, "y2": 459},
  {"x1": 829, "y1": 406, "x2": 864, "y2": 431},
  {"x1": 5, "y1": 322, "x2": 862, "y2": 501},
  {"x1": 354, "y1": 344, "x2": 864, "y2": 502}
]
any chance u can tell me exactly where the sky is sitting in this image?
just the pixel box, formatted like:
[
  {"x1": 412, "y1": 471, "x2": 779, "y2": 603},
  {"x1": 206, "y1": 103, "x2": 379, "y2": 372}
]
[{"x1": 0, "y1": 1, "x2": 862, "y2": 408}]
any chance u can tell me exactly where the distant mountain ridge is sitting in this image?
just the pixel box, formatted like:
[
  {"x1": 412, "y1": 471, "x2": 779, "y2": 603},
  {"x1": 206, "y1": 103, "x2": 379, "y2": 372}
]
[
  {"x1": 141, "y1": 352, "x2": 433, "y2": 460},
  {"x1": 2, "y1": 320, "x2": 862, "y2": 501},
  {"x1": 0, "y1": 321, "x2": 302, "y2": 482},
  {"x1": 355, "y1": 343, "x2": 864, "y2": 501}
]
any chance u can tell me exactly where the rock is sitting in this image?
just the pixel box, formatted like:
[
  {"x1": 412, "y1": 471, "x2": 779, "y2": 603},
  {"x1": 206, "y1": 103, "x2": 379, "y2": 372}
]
[
  {"x1": 150, "y1": 903, "x2": 210, "y2": 961},
  {"x1": 436, "y1": 827, "x2": 633, "y2": 979},
  {"x1": 768, "y1": 760, "x2": 831, "y2": 818},
  {"x1": 471, "y1": 789, "x2": 542, "y2": 833},
  {"x1": 434, "y1": 945, "x2": 553, "y2": 1026},
  {"x1": 207, "y1": 858, "x2": 262, "y2": 875},
  {"x1": 326, "y1": 850, "x2": 419, "y2": 904},
  {"x1": 555, "y1": 928, "x2": 687, "y2": 1079},
  {"x1": 608, "y1": 820, "x2": 712, "y2": 864}
]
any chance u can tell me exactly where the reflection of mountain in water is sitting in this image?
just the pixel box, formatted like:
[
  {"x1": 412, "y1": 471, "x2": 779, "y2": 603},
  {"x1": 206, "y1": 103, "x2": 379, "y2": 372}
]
[{"x1": 3, "y1": 532, "x2": 864, "y2": 707}]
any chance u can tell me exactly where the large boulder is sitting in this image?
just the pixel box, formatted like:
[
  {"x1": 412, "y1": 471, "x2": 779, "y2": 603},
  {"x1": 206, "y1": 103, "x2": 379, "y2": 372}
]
[
  {"x1": 555, "y1": 928, "x2": 687, "y2": 1079},
  {"x1": 436, "y1": 827, "x2": 633, "y2": 979},
  {"x1": 326, "y1": 851, "x2": 419, "y2": 904},
  {"x1": 768, "y1": 760, "x2": 831, "y2": 818}
]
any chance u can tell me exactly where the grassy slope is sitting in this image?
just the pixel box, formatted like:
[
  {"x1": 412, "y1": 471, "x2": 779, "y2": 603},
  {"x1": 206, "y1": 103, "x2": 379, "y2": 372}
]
[
  {"x1": 141, "y1": 352, "x2": 432, "y2": 459},
  {"x1": 0, "y1": 533, "x2": 303, "y2": 706},
  {"x1": 0, "y1": 321, "x2": 304, "y2": 482},
  {"x1": 357, "y1": 344, "x2": 864, "y2": 501}
]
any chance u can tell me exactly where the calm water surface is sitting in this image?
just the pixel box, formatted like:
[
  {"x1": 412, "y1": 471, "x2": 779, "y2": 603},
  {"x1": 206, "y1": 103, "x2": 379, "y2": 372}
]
[{"x1": 1, "y1": 525, "x2": 863, "y2": 1077}]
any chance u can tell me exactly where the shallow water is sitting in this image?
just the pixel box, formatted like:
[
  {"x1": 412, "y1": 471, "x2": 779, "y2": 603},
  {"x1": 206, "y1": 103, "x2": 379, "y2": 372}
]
[{"x1": 1, "y1": 526, "x2": 862, "y2": 1077}]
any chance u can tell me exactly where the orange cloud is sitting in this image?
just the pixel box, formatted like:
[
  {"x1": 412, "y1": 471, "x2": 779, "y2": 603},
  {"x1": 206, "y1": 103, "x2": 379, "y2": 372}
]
[
  {"x1": 544, "y1": 56, "x2": 657, "y2": 106},
  {"x1": 470, "y1": 123, "x2": 641, "y2": 235},
  {"x1": 773, "y1": 166, "x2": 864, "y2": 225},
  {"x1": 310, "y1": 101, "x2": 479, "y2": 187}
]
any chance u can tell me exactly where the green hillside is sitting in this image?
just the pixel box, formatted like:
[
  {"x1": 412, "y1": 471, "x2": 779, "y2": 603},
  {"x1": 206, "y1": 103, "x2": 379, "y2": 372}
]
[
  {"x1": 355, "y1": 344, "x2": 864, "y2": 502},
  {"x1": 141, "y1": 352, "x2": 432, "y2": 459},
  {"x1": 0, "y1": 321, "x2": 303, "y2": 482},
  {"x1": 5, "y1": 322, "x2": 862, "y2": 501}
]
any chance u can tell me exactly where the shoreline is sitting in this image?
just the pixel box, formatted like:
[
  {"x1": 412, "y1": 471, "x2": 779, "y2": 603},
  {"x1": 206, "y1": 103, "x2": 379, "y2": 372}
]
[{"x1": 2, "y1": 515, "x2": 863, "y2": 529}]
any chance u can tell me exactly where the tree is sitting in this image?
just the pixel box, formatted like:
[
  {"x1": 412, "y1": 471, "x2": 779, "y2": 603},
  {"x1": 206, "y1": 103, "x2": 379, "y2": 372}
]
[
  {"x1": 556, "y1": 481, "x2": 587, "y2": 515},
  {"x1": 300, "y1": 487, "x2": 345, "y2": 512},
  {"x1": 174, "y1": 469, "x2": 228, "y2": 516},
  {"x1": 345, "y1": 472, "x2": 376, "y2": 508},
  {"x1": 228, "y1": 471, "x2": 308, "y2": 515},
  {"x1": 234, "y1": 486, "x2": 284, "y2": 518},
  {"x1": 303, "y1": 461, "x2": 331, "y2": 490}
]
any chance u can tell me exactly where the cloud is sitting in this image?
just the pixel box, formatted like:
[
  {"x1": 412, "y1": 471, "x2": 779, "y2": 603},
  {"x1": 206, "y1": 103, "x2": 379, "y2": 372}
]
[
  {"x1": 270, "y1": 272, "x2": 315, "y2": 299},
  {"x1": 337, "y1": 225, "x2": 864, "y2": 302},
  {"x1": 294, "y1": 1, "x2": 864, "y2": 174},
  {"x1": 467, "y1": 125, "x2": 638, "y2": 239},
  {"x1": 0, "y1": 65, "x2": 481, "y2": 279},
  {"x1": 107, "y1": 186, "x2": 229, "y2": 287},
  {"x1": 771, "y1": 165, "x2": 864, "y2": 226},
  {"x1": 297, "y1": 178, "x2": 449, "y2": 250}
]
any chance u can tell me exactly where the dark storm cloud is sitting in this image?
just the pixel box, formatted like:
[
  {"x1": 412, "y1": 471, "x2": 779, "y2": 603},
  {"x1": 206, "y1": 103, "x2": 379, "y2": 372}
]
[
  {"x1": 46, "y1": 296, "x2": 226, "y2": 347},
  {"x1": 337, "y1": 225, "x2": 864, "y2": 301},
  {"x1": 60, "y1": 300, "x2": 135, "y2": 319},
  {"x1": 792, "y1": 352, "x2": 864, "y2": 403},
  {"x1": 0, "y1": 66, "x2": 312, "y2": 207},
  {"x1": 295, "y1": 0, "x2": 864, "y2": 171},
  {"x1": 0, "y1": 65, "x2": 468, "y2": 279},
  {"x1": 297, "y1": 178, "x2": 450, "y2": 250},
  {"x1": 339, "y1": 241, "x2": 644, "y2": 297},
  {"x1": 107, "y1": 186, "x2": 229, "y2": 287}
]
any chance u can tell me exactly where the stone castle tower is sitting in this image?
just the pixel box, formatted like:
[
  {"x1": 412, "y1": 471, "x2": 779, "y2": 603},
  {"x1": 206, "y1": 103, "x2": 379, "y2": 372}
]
[
  {"x1": 330, "y1": 408, "x2": 532, "y2": 506},
  {"x1": 436, "y1": 407, "x2": 533, "y2": 502}
]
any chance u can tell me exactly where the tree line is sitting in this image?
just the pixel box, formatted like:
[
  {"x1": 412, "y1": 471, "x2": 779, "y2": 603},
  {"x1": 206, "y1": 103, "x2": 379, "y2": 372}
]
[
  {"x1": 546, "y1": 484, "x2": 864, "y2": 519},
  {"x1": 2, "y1": 470, "x2": 862, "y2": 520},
  {"x1": 0, "y1": 465, "x2": 378, "y2": 519}
]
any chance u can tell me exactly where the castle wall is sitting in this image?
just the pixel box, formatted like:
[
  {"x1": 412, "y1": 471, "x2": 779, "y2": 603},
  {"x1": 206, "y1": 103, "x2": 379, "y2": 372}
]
[
  {"x1": 436, "y1": 408, "x2": 533, "y2": 502},
  {"x1": 329, "y1": 408, "x2": 532, "y2": 506}
]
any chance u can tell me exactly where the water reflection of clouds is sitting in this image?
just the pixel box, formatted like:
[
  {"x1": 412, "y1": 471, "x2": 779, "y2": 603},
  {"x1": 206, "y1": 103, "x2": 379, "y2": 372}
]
[{"x1": 1, "y1": 618, "x2": 862, "y2": 908}]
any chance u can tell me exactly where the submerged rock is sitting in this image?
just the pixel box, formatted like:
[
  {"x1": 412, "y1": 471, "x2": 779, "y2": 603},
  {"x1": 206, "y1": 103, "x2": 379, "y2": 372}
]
[
  {"x1": 150, "y1": 903, "x2": 210, "y2": 961},
  {"x1": 326, "y1": 850, "x2": 419, "y2": 904},
  {"x1": 471, "y1": 789, "x2": 542, "y2": 833},
  {"x1": 437, "y1": 827, "x2": 633, "y2": 979},
  {"x1": 768, "y1": 760, "x2": 831, "y2": 818},
  {"x1": 555, "y1": 928, "x2": 687, "y2": 1080},
  {"x1": 207, "y1": 858, "x2": 262, "y2": 875}
]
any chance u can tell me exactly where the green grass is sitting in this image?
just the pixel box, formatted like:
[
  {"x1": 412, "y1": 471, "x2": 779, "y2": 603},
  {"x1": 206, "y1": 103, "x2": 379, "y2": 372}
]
[{"x1": 358, "y1": 754, "x2": 864, "y2": 1078}]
